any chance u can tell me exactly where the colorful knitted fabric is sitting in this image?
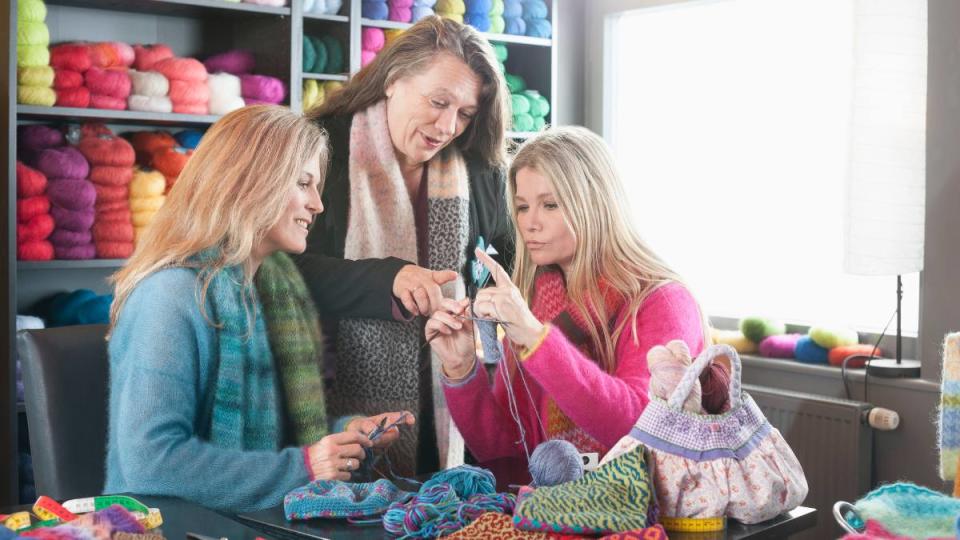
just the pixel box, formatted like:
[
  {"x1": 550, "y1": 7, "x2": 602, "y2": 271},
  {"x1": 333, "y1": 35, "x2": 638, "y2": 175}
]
[
  {"x1": 938, "y1": 332, "x2": 960, "y2": 480},
  {"x1": 444, "y1": 512, "x2": 547, "y2": 538},
  {"x1": 255, "y1": 252, "x2": 329, "y2": 445},
  {"x1": 599, "y1": 526, "x2": 668, "y2": 540},
  {"x1": 283, "y1": 478, "x2": 413, "y2": 519},
  {"x1": 20, "y1": 505, "x2": 145, "y2": 540},
  {"x1": 513, "y1": 444, "x2": 652, "y2": 535},
  {"x1": 849, "y1": 482, "x2": 960, "y2": 539}
]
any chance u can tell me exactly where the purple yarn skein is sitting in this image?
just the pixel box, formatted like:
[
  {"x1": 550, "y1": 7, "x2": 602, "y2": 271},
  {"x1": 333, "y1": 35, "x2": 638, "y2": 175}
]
[
  {"x1": 54, "y1": 243, "x2": 96, "y2": 260},
  {"x1": 759, "y1": 333, "x2": 803, "y2": 359},
  {"x1": 37, "y1": 147, "x2": 90, "y2": 179},
  {"x1": 47, "y1": 178, "x2": 96, "y2": 210},
  {"x1": 51, "y1": 206, "x2": 96, "y2": 232}
]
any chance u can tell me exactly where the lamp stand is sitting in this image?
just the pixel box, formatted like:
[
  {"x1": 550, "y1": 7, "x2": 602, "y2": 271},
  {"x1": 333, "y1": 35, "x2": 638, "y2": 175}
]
[{"x1": 867, "y1": 274, "x2": 921, "y2": 378}]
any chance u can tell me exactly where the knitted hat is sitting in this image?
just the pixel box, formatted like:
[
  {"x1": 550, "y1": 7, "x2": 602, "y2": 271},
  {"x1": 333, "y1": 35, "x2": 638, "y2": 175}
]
[{"x1": 284, "y1": 479, "x2": 414, "y2": 519}]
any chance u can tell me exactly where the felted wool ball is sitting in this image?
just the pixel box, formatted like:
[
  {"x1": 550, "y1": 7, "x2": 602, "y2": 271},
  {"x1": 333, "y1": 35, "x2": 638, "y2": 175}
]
[
  {"x1": 710, "y1": 328, "x2": 758, "y2": 354},
  {"x1": 828, "y1": 344, "x2": 883, "y2": 368},
  {"x1": 466, "y1": 0, "x2": 492, "y2": 14},
  {"x1": 48, "y1": 179, "x2": 96, "y2": 210},
  {"x1": 503, "y1": 0, "x2": 521, "y2": 17},
  {"x1": 739, "y1": 317, "x2": 786, "y2": 344},
  {"x1": 128, "y1": 95, "x2": 173, "y2": 113},
  {"x1": 362, "y1": 1, "x2": 389, "y2": 20},
  {"x1": 16, "y1": 161, "x2": 47, "y2": 198},
  {"x1": 389, "y1": 5, "x2": 413, "y2": 22},
  {"x1": 532, "y1": 116, "x2": 545, "y2": 131},
  {"x1": 412, "y1": 5, "x2": 434, "y2": 21},
  {"x1": 392, "y1": 0, "x2": 414, "y2": 7},
  {"x1": 303, "y1": 35, "x2": 317, "y2": 72},
  {"x1": 323, "y1": 80, "x2": 344, "y2": 95},
  {"x1": 795, "y1": 336, "x2": 829, "y2": 364},
  {"x1": 524, "y1": 17, "x2": 551, "y2": 38},
  {"x1": 208, "y1": 72, "x2": 241, "y2": 99},
  {"x1": 17, "y1": 45, "x2": 49, "y2": 68},
  {"x1": 309, "y1": 36, "x2": 328, "y2": 74},
  {"x1": 95, "y1": 241, "x2": 133, "y2": 259},
  {"x1": 169, "y1": 79, "x2": 210, "y2": 105},
  {"x1": 152, "y1": 148, "x2": 192, "y2": 180},
  {"x1": 131, "y1": 209, "x2": 158, "y2": 227},
  {"x1": 78, "y1": 135, "x2": 136, "y2": 167},
  {"x1": 505, "y1": 73, "x2": 526, "y2": 93},
  {"x1": 438, "y1": 12, "x2": 463, "y2": 23},
  {"x1": 50, "y1": 206, "x2": 95, "y2": 232},
  {"x1": 89, "y1": 166, "x2": 134, "y2": 186},
  {"x1": 18, "y1": 124, "x2": 62, "y2": 154},
  {"x1": 175, "y1": 130, "x2": 203, "y2": 149},
  {"x1": 204, "y1": 50, "x2": 256, "y2": 75},
  {"x1": 49, "y1": 229, "x2": 92, "y2": 247},
  {"x1": 129, "y1": 196, "x2": 164, "y2": 213},
  {"x1": 129, "y1": 70, "x2": 169, "y2": 97},
  {"x1": 17, "y1": 196, "x2": 50, "y2": 222},
  {"x1": 209, "y1": 94, "x2": 244, "y2": 115},
  {"x1": 50, "y1": 44, "x2": 91, "y2": 72},
  {"x1": 53, "y1": 69, "x2": 83, "y2": 90},
  {"x1": 56, "y1": 87, "x2": 90, "y2": 108},
  {"x1": 322, "y1": 36, "x2": 344, "y2": 74},
  {"x1": 489, "y1": 0, "x2": 504, "y2": 16},
  {"x1": 17, "y1": 241, "x2": 53, "y2": 261},
  {"x1": 492, "y1": 43, "x2": 508, "y2": 62},
  {"x1": 464, "y1": 13, "x2": 491, "y2": 31},
  {"x1": 96, "y1": 209, "x2": 131, "y2": 223},
  {"x1": 302, "y1": 79, "x2": 321, "y2": 110},
  {"x1": 700, "y1": 362, "x2": 731, "y2": 414},
  {"x1": 18, "y1": 66, "x2": 54, "y2": 87},
  {"x1": 362, "y1": 27, "x2": 385, "y2": 52},
  {"x1": 133, "y1": 44, "x2": 174, "y2": 71},
  {"x1": 17, "y1": 214, "x2": 54, "y2": 243},
  {"x1": 239, "y1": 75, "x2": 285, "y2": 103},
  {"x1": 504, "y1": 16, "x2": 525, "y2": 35},
  {"x1": 37, "y1": 147, "x2": 89, "y2": 180},
  {"x1": 18, "y1": 0, "x2": 48, "y2": 23},
  {"x1": 758, "y1": 333, "x2": 802, "y2": 359},
  {"x1": 809, "y1": 326, "x2": 859, "y2": 349},
  {"x1": 109, "y1": 42, "x2": 136, "y2": 68},
  {"x1": 153, "y1": 57, "x2": 208, "y2": 83},
  {"x1": 94, "y1": 183, "x2": 129, "y2": 203},
  {"x1": 18, "y1": 85, "x2": 56, "y2": 106},
  {"x1": 521, "y1": 0, "x2": 547, "y2": 17},
  {"x1": 54, "y1": 243, "x2": 96, "y2": 260},
  {"x1": 89, "y1": 94, "x2": 127, "y2": 110},
  {"x1": 88, "y1": 43, "x2": 124, "y2": 69},
  {"x1": 528, "y1": 439, "x2": 583, "y2": 487},
  {"x1": 130, "y1": 132, "x2": 176, "y2": 166},
  {"x1": 512, "y1": 112, "x2": 533, "y2": 132}
]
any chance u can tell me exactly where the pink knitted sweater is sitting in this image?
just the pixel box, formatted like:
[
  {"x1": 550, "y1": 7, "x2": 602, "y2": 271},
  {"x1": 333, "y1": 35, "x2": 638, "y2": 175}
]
[{"x1": 442, "y1": 282, "x2": 705, "y2": 463}]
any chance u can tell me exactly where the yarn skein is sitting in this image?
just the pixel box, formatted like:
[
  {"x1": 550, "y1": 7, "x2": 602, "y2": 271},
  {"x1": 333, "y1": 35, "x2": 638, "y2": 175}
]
[{"x1": 528, "y1": 439, "x2": 583, "y2": 487}]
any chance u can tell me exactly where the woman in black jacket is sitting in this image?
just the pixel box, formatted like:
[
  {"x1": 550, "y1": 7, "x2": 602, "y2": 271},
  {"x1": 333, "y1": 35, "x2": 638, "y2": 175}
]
[{"x1": 296, "y1": 16, "x2": 514, "y2": 475}]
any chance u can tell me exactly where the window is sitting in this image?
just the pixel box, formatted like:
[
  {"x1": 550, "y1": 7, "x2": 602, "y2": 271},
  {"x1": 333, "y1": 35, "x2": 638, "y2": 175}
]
[{"x1": 606, "y1": 0, "x2": 924, "y2": 334}]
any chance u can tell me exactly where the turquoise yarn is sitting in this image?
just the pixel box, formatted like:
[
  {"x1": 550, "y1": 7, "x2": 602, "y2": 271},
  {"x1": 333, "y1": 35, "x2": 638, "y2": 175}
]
[
  {"x1": 505, "y1": 73, "x2": 526, "y2": 93},
  {"x1": 493, "y1": 43, "x2": 508, "y2": 63},
  {"x1": 513, "y1": 112, "x2": 534, "y2": 132},
  {"x1": 523, "y1": 89, "x2": 549, "y2": 117},
  {"x1": 303, "y1": 35, "x2": 316, "y2": 72},
  {"x1": 532, "y1": 116, "x2": 545, "y2": 131},
  {"x1": 529, "y1": 439, "x2": 583, "y2": 487},
  {"x1": 851, "y1": 482, "x2": 960, "y2": 539},
  {"x1": 309, "y1": 36, "x2": 327, "y2": 74},
  {"x1": 511, "y1": 93, "x2": 530, "y2": 115},
  {"x1": 419, "y1": 465, "x2": 496, "y2": 499},
  {"x1": 321, "y1": 35, "x2": 343, "y2": 74},
  {"x1": 381, "y1": 483, "x2": 514, "y2": 537}
]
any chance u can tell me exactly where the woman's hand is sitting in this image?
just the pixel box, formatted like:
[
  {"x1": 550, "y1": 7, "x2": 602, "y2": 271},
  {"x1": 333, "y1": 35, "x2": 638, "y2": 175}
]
[
  {"x1": 393, "y1": 264, "x2": 459, "y2": 317},
  {"x1": 346, "y1": 411, "x2": 416, "y2": 449},
  {"x1": 425, "y1": 297, "x2": 477, "y2": 379},
  {"x1": 305, "y1": 431, "x2": 373, "y2": 481},
  {"x1": 472, "y1": 248, "x2": 545, "y2": 349}
]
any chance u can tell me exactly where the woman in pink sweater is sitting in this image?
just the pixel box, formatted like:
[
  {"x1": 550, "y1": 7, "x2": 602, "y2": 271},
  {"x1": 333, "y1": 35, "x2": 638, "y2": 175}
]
[{"x1": 426, "y1": 126, "x2": 709, "y2": 465}]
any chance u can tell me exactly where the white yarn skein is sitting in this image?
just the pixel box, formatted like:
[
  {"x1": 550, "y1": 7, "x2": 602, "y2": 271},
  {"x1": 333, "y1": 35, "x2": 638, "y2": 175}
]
[
  {"x1": 207, "y1": 72, "x2": 244, "y2": 115},
  {"x1": 129, "y1": 70, "x2": 169, "y2": 97},
  {"x1": 209, "y1": 95, "x2": 245, "y2": 115},
  {"x1": 128, "y1": 95, "x2": 173, "y2": 113}
]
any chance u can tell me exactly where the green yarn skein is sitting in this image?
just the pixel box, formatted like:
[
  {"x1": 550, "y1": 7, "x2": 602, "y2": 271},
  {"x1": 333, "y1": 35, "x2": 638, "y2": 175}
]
[
  {"x1": 739, "y1": 317, "x2": 786, "y2": 343},
  {"x1": 505, "y1": 73, "x2": 526, "y2": 93},
  {"x1": 493, "y1": 43, "x2": 508, "y2": 63},
  {"x1": 309, "y1": 36, "x2": 328, "y2": 74},
  {"x1": 19, "y1": 0, "x2": 47, "y2": 23},
  {"x1": 809, "y1": 326, "x2": 859, "y2": 349},
  {"x1": 513, "y1": 112, "x2": 534, "y2": 132},
  {"x1": 303, "y1": 35, "x2": 317, "y2": 72},
  {"x1": 532, "y1": 116, "x2": 545, "y2": 131},
  {"x1": 322, "y1": 35, "x2": 344, "y2": 74},
  {"x1": 510, "y1": 93, "x2": 530, "y2": 115},
  {"x1": 523, "y1": 90, "x2": 550, "y2": 118}
]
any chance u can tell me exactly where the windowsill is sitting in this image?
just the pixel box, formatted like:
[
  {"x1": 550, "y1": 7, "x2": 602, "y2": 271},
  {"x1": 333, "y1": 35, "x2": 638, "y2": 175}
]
[{"x1": 740, "y1": 354, "x2": 940, "y2": 394}]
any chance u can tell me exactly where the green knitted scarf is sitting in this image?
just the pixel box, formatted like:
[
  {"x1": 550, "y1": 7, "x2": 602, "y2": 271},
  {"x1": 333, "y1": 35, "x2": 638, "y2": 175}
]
[{"x1": 255, "y1": 252, "x2": 329, "y2": 445}]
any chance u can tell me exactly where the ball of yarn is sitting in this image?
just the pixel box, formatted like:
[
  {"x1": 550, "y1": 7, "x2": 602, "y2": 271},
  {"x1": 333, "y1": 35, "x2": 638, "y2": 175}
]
[
  {"x1": 51, "y1": 206, "x2": 95, "y2": 232},
  {"x1": 50, "y1": 229, "x2": 92, "y2": 247},
  {"x1": 175, "y1": 130, "x2": 204, "y2": 149},
  {"x1": 18, "y1": 125, "x2": 63, "y2": 153},
  {"x1": 512, "y1": 112, "x2": 533, "y2": 132},
  {"x1": 96, "y1": 241, "x2": 134, "y2": 259},
  {"x1": 97, "y1": 209, "x2": 132, "y2": 224},
  {"x1": 94, "y1": 183, "x2": 129, "y2": 203},
  {"x1": 505, "y1": 73, "x2": 526, "y2": 93},
  {"x1": 18, "y1": 66, "x2": 54, "y2": 87},
  {"x1": 17, "y1": 86, "x2": 55, "y2": 107},
  {"x1": 521, "y1": 0, "x2": 547, "y2": 17},
  {"x1": 239, "y1": 74, "x2": 286, "y2": 103},
  {"x1": 129, "y1": 196, "x2": 164, "y2": 213},
  {"x1": 133, "y1": 44, "x2": 174, "y2": 71},
  {"x1": 361, "y1": 49, "x2": 377, "y2": 68},
  {"x1": 17, "y1": 45, "x2": 50, "y2": 68},
  {"x1": 362, "y1": 27, "x2": 385, "y2": 52},
  {"x1": 93, "y1": 221, "x2": 134, "y2": 243},
  {"x1": 302, "y1": 79, "x2": 321, "y2": 110},
  {"x1": 153, "y1": 57, "x2": 208, "y2": 82},
  {"x1": 56, "y1": 87, "x2": 91, "y2": 108},
  {"x1": 700, "y1": 361, "x2": 731, "y2": 414},
  {"x1": 37, "y1": 147, "x2": 89, "y2": 179},
  {"x1": 419, "y1": 465, "x2": 496, "y2": 499},
  {"x1": 132, "y1": 209, "x2": 158, "y2": 227},
  {"x1": 505, "y1": 16, "x2": 525, "y2": 35},
  {"x1": 466, "y1": 0, "x2": 491, "y2": 14},
  {"x1": 303, "y1": 35, "x2": 317, "y2": 72},
  {"x1": 129, "y1": 132, "x2": 176, "y2": 166},
  {"x1": 308, "y1": 36, "x2": 328, "y2": 74},
  {"x1": 758, "y1": 333, "x2": 802, "y2": 359},
  {"x1": 362, "y1": 0, "x2": 389, "y2": 20},
  {"x1": 86, "y1": 68, "x2": 132, "y2": 99},
  {"x1": 488, "y1": 15, "x2": 505, "y2": 33},
  {"x1": 128, "y1": 95, "x2": 173, "y2": 113},
  {"x1": 17, "y1": 195, "x2": 50, "y2": 222},
  {"x1": 510, "y1": 94, "x2": 530, "y2": 115},
  {"x1": 209, "y1": 94, "x2": 245, "y2": 115},
  {"x1": 87, "y1": 43, "x2": 118, "y2": 69},
  {"x1": 129, "y1": 70, "x2": 169, "y2": 97},
  {"x1": 17, "y1": 241, "x2": 53, "y2": 261},
  {"x1": 172, "y1": 102, "x2": 209, "y2": 115},
  {"x1": 78, "y1": 135, "x2": 136, "y2": 167},
  {"x1": 464, "y1": 13, "x2": 491, "y2": 31},
  {"x1": 413, "y1": 6, "x2": 435, "y2": 21},
  {"x1": 18, "y1": 0, "x2": 48, "y2": 23},
  {"x1": 392, "y1": 0, "x2": 414, "y2": 7},
  {"x1": 169, "y1": 79, "x2": 211, "y2": 105},
  {"x1": 89, "y1": 94, "x2": 127, "y2": 110},
  {"x1": 17, "y1": 214, "x2": 55, "y2": 243},
  {"x1": 389, "y1": 5, "x2": 413, "y2": 22},
  {"x1": 490, "y1": 0, "x2": 504, "y2": 16},
  {"x1": 809, "y1": 326, "x2": 859, "y2": 349},
  {"x1": 710, "y1": 328, "x2": 758, "y2": 354},
  {"x1": 828, "y1": 344, "x2": 883, "y2": 368},
  {"x1": 16, "y1": 161, "x2": 47, "y2": 198},
  {"x1": 320, "y1": 36, "x2": 344, "y2": 74},
  {"x1": 153, "y1": 147, "x2": 192, "y2": 179},
  {"x1": 523, "y1": 89, "x2": 550, "y2": 117},
  {"x1": 95, "y1": 198, "x2": 129, "y2": 213},
  {"x1": 53, "y1": 69, "x2": 83, "y2": 90},
  {"x1": 739, "y1": 317, "x2": 787, "y2": 344},
  {"x1": 794, "y1": 336, "x2": 829, "y2": 364},
  {"x1": 207, "y1": 72, "x2": 242, "y2": 97},
  {"x1": 50, "y1": 44, "x2": 92, "y2": 72},
  {"x1": 437, "y1": 0, "x2": 466, "y2": 14},
  {"x1": 89, "y1": 166, "x2": 134, "y2": 186},
  {"x1": 54, "y1": 243, "x2": 96, "y2": 260},
  {"x1": 204, "y1": 49, "x2": 256, "y2": 75},
  {"x1": 110, "y1": 42, "x2": 136, "y2": 67},
  {"x1": 48, "y1": 179, "x2": 96, "y2": 210},
  {"x1": 528, "y1": 439, "x2": 583, "y2": 487}
]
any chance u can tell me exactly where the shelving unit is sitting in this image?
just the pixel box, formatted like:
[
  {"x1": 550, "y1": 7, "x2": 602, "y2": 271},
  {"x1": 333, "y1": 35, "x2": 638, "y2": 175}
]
[{"x1": 2, "y1": 0, "x2": 559, "y2": 506}]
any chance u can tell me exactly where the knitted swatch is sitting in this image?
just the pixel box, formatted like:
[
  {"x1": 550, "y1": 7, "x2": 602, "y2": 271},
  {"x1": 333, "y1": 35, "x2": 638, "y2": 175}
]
[
  {"x1": 939, "y1": 332, "x2": 960, "y2": 481},
  {"x1": 850, "y1": 482, "x2": 960, "y2": 539},
  {"x1": 284, "y1": 478, "x2": 413, "y2": 519}
]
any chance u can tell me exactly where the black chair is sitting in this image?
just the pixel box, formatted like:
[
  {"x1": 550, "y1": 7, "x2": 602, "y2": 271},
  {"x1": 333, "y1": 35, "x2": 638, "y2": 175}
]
[{"x1": 18, "y1": 324, "x2": 109, "y2": 500}]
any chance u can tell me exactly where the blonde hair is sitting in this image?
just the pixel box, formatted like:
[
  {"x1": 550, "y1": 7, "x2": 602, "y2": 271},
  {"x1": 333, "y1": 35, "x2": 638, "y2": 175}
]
[
  {"x1": 109, "y1": 105, "x2": 327, "y2": 331},
  {"x1": 308, "y1": 16, "x2": 508, "y2": 166},
  {"x1": 508, "y1": 126, "x2": 709, "y2": 373}
]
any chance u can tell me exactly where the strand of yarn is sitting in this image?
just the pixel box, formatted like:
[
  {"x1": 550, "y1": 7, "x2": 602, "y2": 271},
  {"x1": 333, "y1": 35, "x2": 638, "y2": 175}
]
[
  {"x1": 381, "y1": 483, "x2": 515, "y2": 538},
  {"x1": 419, "y1": 465, "x2": 496, "y2": 499}
]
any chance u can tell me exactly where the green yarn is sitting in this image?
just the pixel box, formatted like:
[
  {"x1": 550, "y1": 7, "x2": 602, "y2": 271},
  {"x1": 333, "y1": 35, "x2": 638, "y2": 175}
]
[
  {"x1": 489, "y1": 16, "x2": 505, "y2": 34},
  {"x1": 493, "y1": 43, "x2": 508, "y2": 62},
  {"x1": 303, "y1": 35, "x2": 316, "y2": 72},
  {"x1": 523, "y1": 90, "x2": 550, "y2": 118},
  {"x1": 309, "y1": 36, "x2": 327, "y2": 74},
  {"x1": 809, "y1": 326, "x2": 858, "y2": 349},
  {"x1": 510, "y1": 93, "x2": 530, "y2": 115},
  {"x1": 532, "y1": 116, "x2": 545, "y2": 131},
  {"x1": 489, "y1": 0, "x2": 504, "y2": 16},
  {"x1": 322, "y1": 36, "x2": 344, "y2": 74},
  {"x1": 505, "y1": 73, "x2": 526, "y2": 93},
  {"x1": 17, "y1": 45, "x2": 49, "y2": 68},
  {"x1": 18, "y1": 21, "x2": 49, "y2": 46},
  {"x1": 739, "y1": 317, "x2": 786, "y2": 343},
  {"x1": 18, "y1": 0, "x2": 47, "y2": 23},
  {"x1": 513, "y1": 112, "x2": 534, "y2": 132}
]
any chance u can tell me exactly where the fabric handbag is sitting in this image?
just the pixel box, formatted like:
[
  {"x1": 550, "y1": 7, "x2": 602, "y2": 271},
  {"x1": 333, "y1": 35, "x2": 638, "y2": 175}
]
[{"x1": 631, "y1": 344, "x2": 808, "y2": 524}]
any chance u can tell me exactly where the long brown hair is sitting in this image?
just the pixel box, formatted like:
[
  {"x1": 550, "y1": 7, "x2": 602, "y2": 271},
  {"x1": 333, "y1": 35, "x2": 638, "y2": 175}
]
[
  {"x1": 509, "y1": 126, "x2": 710, "y2": 373},
  {"x1": 308, "y1": 16, "x2": 508, "y2": 166},
  {"x1": 109, "y1": 105, "x2": 327, "y2": 332}
]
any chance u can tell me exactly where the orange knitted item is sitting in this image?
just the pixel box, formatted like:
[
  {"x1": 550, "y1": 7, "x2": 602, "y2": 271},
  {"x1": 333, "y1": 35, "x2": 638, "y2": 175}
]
[{"x1": 828, "y1": 344, "x2": 884, "y2": 367}]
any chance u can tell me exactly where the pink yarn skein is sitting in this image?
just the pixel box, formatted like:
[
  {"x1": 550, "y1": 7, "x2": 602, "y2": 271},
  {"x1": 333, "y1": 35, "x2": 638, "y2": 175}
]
[
  {"x1": 85, "y1": 67, "x2": 132, "y2": 99},
  {"x1": 153, "y1": 57, "x2": 208, "y2": 82},
  {"x1": 133, "y1": 44, "x2": 174, "y2": 71},
  {"x1": 239, "y1": 75, "x2": 286, "y2": 104},
  {"x1": 758, "y1": 333, "x2": 803, "y2": 359},
  {"x1": 204, "y1": 50, "x2": 256, "y2": 75}
]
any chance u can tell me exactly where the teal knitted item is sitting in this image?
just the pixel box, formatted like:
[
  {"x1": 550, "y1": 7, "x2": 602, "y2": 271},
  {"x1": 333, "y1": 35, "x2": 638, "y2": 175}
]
[
  {"x1": 284, "y1": 479, "x2": 414, "y2": 519},
  {"x1": 532, "y1": 115, "x2": 545, "y2": 131},
  {"x1": 321, "y1": 35, "x2": 344, "y2": 74},
  {"x1": 204, "y1": 260, "x2": 280, "y2": 451},
  {"x1": 939, "y1": 333, "x2": 960, "y2": 480},
  {"x1": 850, "y1": 482, "x2": 960, "y2": 539}
]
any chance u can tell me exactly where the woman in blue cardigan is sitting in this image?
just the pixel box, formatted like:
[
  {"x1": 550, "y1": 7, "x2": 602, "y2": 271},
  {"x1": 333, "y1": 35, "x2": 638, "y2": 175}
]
[{"x1": 105, "y1": 106, "x2": 412, "y2": 513}]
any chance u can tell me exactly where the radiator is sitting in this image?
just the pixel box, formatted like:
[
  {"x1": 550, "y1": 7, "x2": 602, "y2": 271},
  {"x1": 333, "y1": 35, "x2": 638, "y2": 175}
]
[{"x1": 744, "y1": 384, "x2": 873, "y2": 540}]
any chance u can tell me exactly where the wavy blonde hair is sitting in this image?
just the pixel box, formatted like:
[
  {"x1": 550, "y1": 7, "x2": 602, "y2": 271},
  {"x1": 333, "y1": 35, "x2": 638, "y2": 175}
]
[
  {"x1": 308, "y1": 15, "x2": 508, "y2": 166},
  {"x1": 508, "y1": 126, "x2": 709, "y2": 373},
  {"x1": 109, "y1": 105, "x2": 327, "y2": 332}
]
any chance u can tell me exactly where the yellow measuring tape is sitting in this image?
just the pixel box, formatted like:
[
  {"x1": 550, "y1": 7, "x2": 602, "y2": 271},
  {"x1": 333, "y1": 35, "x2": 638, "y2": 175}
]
[
  {"x1": 660, "y1": 515, "x2": 726, "y2": 532},
  {"x1": 2, "y1": 512, "x2": 32, "y2": 531},
  {"x1": 6, "y1": 496, "x2": 163, "y2": 533},
  {"x1": 133, "y1": 508, "x2": 164, "y2": 530}
]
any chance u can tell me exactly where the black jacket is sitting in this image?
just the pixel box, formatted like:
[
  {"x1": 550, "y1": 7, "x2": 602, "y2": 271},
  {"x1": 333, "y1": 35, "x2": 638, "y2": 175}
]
[{"x1": 294, "y1": 113, "x2": 516, "y2": 319}]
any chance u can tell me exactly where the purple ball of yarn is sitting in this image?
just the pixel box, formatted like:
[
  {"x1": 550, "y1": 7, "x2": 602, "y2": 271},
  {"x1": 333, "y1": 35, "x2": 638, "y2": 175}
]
[
  {"x1": 239, "y1": 75, "x2": 286, "y2": 103},
  {"x1": 388, "y1": 5, "x2": 412, "y2": 22},
  {"x1": 362, "y1": 0, "x2": 389, "y2": 20},
  {"x1": 54, "y1": 243, "x2": 96, "y2": 260},
  {"x1": 37, "y1": 147, "x2": 90, "y2": 180},
  {"x1": 47, "y1": 179, "x2": 96, "y2": 211},
  {"x1": 204, "y1": 50, "x2": 256, "y2": 75},
  {"x1": 49, "y1": 228, "x2": 93, "y2": 247},
  {"x1": 51, "y1": 206, "x2": 95, "y2": 232},
  {"x1": 699, "y1": 362, "x2": 731, "y2": 414},
  {"x1": 529, "y1": 439, "x2": 583, "y2": 487},
  {"x1": 18, "y1": 125, "x2": 64, "y2": 165},
  {"x1": 759, "y1": 333, "x2": 803, "y2": 359},
  {"x1": 795, "y1": 336, "x2": 830, "y2": 364}
]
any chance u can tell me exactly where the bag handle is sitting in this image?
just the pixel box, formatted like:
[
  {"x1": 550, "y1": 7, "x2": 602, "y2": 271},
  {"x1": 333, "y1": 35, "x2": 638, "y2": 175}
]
[{"x1": 667, "y1": 343, "x2": 742, "y2": 411}]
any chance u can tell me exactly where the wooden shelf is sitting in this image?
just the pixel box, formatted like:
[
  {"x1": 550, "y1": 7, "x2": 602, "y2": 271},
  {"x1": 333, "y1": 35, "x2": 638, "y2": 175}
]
[
  {"x1": 304, "y1": 12, "x2": 349, "y2": 22},
  {"x1": 302, "y1": 73, "x2": 349, "y2": 81},
  {"x1": 360, "y1": 18, "x2": 552, "y2": 47},
  {"x1": 43, "y1": 0, "x2": 290, "y2": 16},
  {"x1": 18, "y1": 106, "x2": 222, "y2": 126},
  {"x1": 18, "y1": 260, "x2": 127, "y2": 270}
]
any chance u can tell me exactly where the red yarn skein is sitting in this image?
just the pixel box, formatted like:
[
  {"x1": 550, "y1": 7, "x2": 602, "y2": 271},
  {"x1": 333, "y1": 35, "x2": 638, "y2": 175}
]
[
  {"x1": 93, "y1": 221, "x2": 134, "y2": 242},
  {"x1": 152, "y1": 57, "x2": 207, "y2": 82},
  {"x1": 94, "y1": 183, "x2": 129, "y2": 203},
  {"x1": 133, "y1": 44, "x2": 174, "y2": 71},
  {"x1": 78, "y1": 135, "x2": 136, "y2": 167},
  {"x1": 53, "y1": 69, "x2": 83, "y2": 90},
  {"x1": 17, "y1": 241, "x2": 54, "y2": 261},
  {"x1": 96, "y1": 241, "x2": 134, "y2": 259},
  {"x1": 17, "y1": 214, "x2": 55, "y2": 243},
  {"x1": 153, "y1": 148, "x2": 192, "y2": 179},
  {"x1": 16, "y1": 161, "x2": 47, "y2": 198},
  {"x1": 130, "y1": 132, "x2": 176, "y2": 166},
  {"x1": 172, "y1": 102, "x2": 209, "y2": 115},
  {"x1": 86, "y1": 67, "x2": 132, "y2": 99},
  {"x1": 17, "y1": 195, "x2": 50, "y2": 223},
  {"x1": 56, "y1": 87, "x2": 91, "y2": 108},
  {"x1": 89, "y1": 95, "x2": 127, "y2": 110},
  {"x1": 89, "y1": 166, "x2": 134, "y2": 186},
  {"x1": 97, "y1": 209, "x2": 131, "y2": 223},
  {"x1": 50, "y1": 44, "x2": 92, "y2": 72},
  {"x1": 95, "y1": 200, "x2": 129, "y2": 214},
  {"x1": 169, "y1": 80, "x2": 210, "y2": 105}
]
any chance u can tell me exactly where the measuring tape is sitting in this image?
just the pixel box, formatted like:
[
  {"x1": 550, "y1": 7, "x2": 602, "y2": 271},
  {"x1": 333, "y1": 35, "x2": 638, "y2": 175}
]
[
  {"x1": 133, "y1": 508, "x2": 164, "y2": 530},
  {"x1": 62, "y1": 495, "x2": 150, "y2": 515},
  {"x1": 33, "y1": 495, "x2": 78, "y2": 522},
  {"x1": 2, "y1": 512, "x2": 32, "y2": 531},
  {"x1": 660, "y1": 516, "x2": 726, "y2": 532},
  {"x1": 8, "y1": 496, "x2": 163, "y2": 533}
]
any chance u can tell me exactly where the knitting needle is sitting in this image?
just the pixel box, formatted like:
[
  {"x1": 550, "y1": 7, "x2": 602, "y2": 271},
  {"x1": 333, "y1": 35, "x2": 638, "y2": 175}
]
[{"x1": 455, "y1": 314, "x2": 510, "y2": 326}]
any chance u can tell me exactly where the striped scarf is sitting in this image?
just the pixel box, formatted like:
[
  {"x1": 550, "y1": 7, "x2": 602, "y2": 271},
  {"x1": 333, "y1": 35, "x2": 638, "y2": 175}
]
[{"x1": 938, "y1": 332, "x2": 960, "y2": 483}]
